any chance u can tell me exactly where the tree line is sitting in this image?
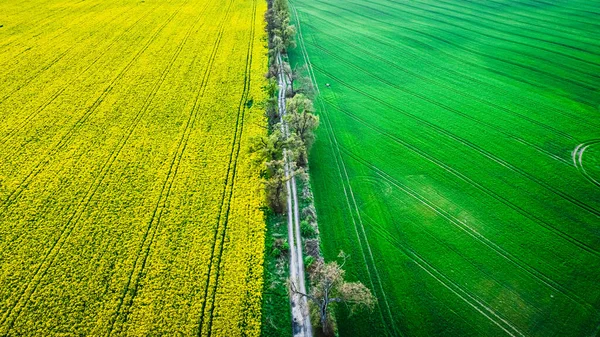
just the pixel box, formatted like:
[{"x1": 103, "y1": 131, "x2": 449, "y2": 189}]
[
  {"x1": 252, "y1": 0, "x2": 319, "y2": 214},
  {"x1": 253, "y1": 0, "x2": 376, "y2": 335}
]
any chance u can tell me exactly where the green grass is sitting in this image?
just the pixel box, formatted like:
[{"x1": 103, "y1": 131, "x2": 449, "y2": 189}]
[
  {"x1": 260, "y1": 211, "x2": 292, "y2": 337},
  {"x1": 289, "y1": 0, "x2": 600, "y2": 336}
]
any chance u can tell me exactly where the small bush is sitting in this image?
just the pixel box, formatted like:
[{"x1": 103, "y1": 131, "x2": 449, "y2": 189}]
[
  {"x1": 271, "y1": 247, "x2": 282, "y2": 258},
  {"x1": 273, "y1": 238, "x2": 289, "y2": 257},
  {"x1": 281, "y1": 239, "x2": 290, "y2": 253},
  {"x1": 300, "y1": 220, "x2": 316, "y2": 237},
  {"x1": 304, "y1": 256, "x2": 315, "y2": 270}
]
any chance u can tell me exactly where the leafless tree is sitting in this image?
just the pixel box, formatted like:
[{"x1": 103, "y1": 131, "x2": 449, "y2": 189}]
[{"x1": 291, "y1": 251, "x2": 376, "y2": 334}]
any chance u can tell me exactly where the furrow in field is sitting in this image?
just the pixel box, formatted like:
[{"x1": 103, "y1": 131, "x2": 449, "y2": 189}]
[
  {"x1": 313, "y1": 64, "x2": 600, "y2": 223},
  {"x1": 133, "y1": 0, "x2": 234, "y2": 333},
  {"x1": 0, "y1": 2, "x2": 98, "y2": 52},
  {"x1": 319, "y1": 0, "x2": 600, "y2": 96},
  {"x1": 371, "y1": 0, "x2": 600, "y2": 64},
  {"x1": 0, "y1": 2, "x2": 143, "y2": 98},
  {"x1": 573, "y1": 140, "x2": 600, "y2": 189},
  {"x1": 318, "y1": 102, "x2": 398, "y2": 337},
  {"x1": 0, "y1": 0, "x2": 182, "y2": 213},
  {"x1": 532, "y1": 0, "x2": 600, "y2": 15},
  {"x1": 0, "y1": 2, "x2": 193, "y2": 332},
  {"x1": 367, "y1": 218, "x2": 525, "y2": 337},
  {"x1": 320, "y1": 98, "x2": 600, "y2": 309},
  {"x1": 338, "y1": 142, "x2": 595, "y2": 313},
  {"x1": 104, "y1": 2, "x2": 227, "y2": 334},
  {"x1": 0, "y1": 166, "x2": 73, "y2": 259},
  {"x1": 307, "y1": 37, "x2": 581, "y2": 168},
  {"x1": 293, "y1": 14, "x2": 397, "y2": 332},
  {"x1": 510, "y1": 137, "x2": 571, "y2": 165},
  {"x1": 364, "y1": 203, "x2": 552, "y2": 332},
  {"x1": 462, "y1": 0, "x2": 600, "y2": 34},
  {"x1": 363, "y1": 196, "x2": 555, "y2": 320},
  {"x1": 201, "y1": 0, "x2": 256, "y2": 335},
  {"x1": 339, "y1": 0, "x2": 600, "y2": 76},
  {"x1": 320, "y1": 91, "x2": 600, "y2": 261},
  {"x1": 0, "y1": 4, "x2": 160, "y2": 147},
  {"x1": 298, "y1": 28, "x2": 401, "y2": 337},
  {"x1": 298, "y1": 17, "x2": 594, "y2": 133},
  {"x1": 0, "y1": 1, "x2": 113, "y2": 68},
  {"x1": 299, "y1": 3, "x2": 598, "y2": 112},
  {"x1": 0, "y1": 46, "x2": 76, "y2": 105},
  {"x1": 307, "y1": 40, "x2": 576, "y2": 155},
  {"x1": 0, "y1": 0, "x2": 43, "y2": 17},
  {"x1": 506, "y1": 0, "x2": 600, "y2": 23},
  {"x1": 429, "y1": 0, "x2": 600, "y2": 44},
  {"x1": 300, "y1": 23, "x2": 577, "y2": 142},
  {"x1": 1, "y1": 0, "x2": 90, "y2": 21}
]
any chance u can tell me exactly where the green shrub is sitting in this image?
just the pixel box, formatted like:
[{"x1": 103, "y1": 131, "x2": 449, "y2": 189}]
[{"x1": 301, "y1": 220, "x2": 316, "y2": 237}]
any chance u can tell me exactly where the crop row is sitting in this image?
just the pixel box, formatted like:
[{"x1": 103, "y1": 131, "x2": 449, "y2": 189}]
[{"x1": 0, "y1": 0, "x2": 267, "y2": 335}]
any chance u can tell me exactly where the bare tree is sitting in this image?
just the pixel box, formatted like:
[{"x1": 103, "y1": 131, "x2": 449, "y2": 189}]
[{"x1": 291, "y1": 252, "x2": 376, "y2": 334}]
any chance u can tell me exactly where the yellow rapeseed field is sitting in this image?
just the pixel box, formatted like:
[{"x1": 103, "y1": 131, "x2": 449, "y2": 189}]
[{"x1": 0, "y1": 0, "x2": 267, "y2": 335}]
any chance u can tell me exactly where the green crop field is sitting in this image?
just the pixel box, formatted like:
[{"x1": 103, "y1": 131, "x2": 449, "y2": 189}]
[{"x1": 289, "y1": 0, "x2": 600, "y2": 336}]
